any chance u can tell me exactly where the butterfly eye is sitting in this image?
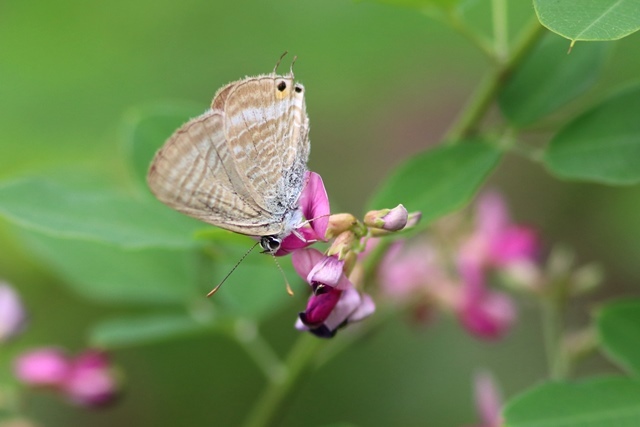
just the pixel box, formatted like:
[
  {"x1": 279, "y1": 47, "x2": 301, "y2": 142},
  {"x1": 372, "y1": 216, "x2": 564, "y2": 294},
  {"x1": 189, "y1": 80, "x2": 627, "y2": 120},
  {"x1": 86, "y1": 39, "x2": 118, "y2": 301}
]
[
  {"x1": 277, "y1": 81, "x2": 287, "y2": 92},
  {"x1": 260, "y1": 236, "x2": 282, "y2": 253},
  {"x1": 294, "y1": 85, "x2": 303, "y2": 93}
]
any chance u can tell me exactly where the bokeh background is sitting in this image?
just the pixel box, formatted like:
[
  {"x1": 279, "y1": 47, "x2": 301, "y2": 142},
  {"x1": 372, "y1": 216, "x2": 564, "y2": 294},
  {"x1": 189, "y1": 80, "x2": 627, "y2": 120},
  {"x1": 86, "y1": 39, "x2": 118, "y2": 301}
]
[{"x1": 2, "y1": 0, "x2": 640, "y2": 425}]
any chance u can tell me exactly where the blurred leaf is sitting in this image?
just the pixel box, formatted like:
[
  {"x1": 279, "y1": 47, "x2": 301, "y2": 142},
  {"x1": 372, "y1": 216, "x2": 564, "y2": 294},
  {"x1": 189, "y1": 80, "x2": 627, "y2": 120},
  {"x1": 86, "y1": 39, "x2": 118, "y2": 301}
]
[
  {"x1": 91, "y1": 313, "x2": 215, "y2": 349},
  {"x1": 543, "y1": 84, "x2": 640, "y2": 185},
  {"x1": 598, "y1": 299, "x2": 640, "y2": 375},
  {"x1": 367, "y1": 141, "x2": 501, "y2": 225},
  {"x1": 0, "y1": 176, "x2": 204, "y2": 249},
  {"x1": 213, "y1": 249, "x2": 300, "y2": 320},
  {"x1": 21, "y1": 230, "x2": 200, "y2": 305},
  {"x1": 122, "y1": 103, "x2": 203, "y2": 191},
  {"x1": 499, "y1": 35, "x2": 611, "y2": 127},
  {"x1": 360, "y1": 0, "x2": 459, "y2": 12},
  {"x1": 534, "y1": 0, "x2": 640, "y2": 41},
  {"x1": 504, "y1": 377, "x2": 640, "y2": 427}
]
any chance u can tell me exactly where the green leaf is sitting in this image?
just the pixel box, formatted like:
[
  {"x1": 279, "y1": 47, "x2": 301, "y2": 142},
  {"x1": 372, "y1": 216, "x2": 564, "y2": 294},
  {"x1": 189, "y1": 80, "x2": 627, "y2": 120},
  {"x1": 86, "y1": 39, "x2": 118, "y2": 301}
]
[
  {"x1": 211, "y1": 232, "x2": 300, "y2": 320},
  {"x1": 543, "y1": 84, "x2": 640, "y2": 185},
  {"x1": 122, "y1": 103, "x2": 203, "y2": 190},
  {"x1": 21, "y1": 230, "x2": 200, "y2": 305},
  {"x1": 360, "y1": 0, "x2": 459, "y2": 13},
  {"x1": 91, "y1": 313, "x2": 215, "y2": 349},
  {"x1": 499, "y1": 34, "x2": 611, "y2": 127},
  {"x1": 504, "y1": 377, "x2": 640, "y2": 427},
  {"x1": 0, "y1": 176, "x2": 204, "y2": 249},
  {"x1": 367, "y1": 142, "x2": 501, "y2": 225},
  {"x1": 534, "y1": 0, "x2": 640, "y2": 41},
  {"x1": 598, "y1": 300, "x2": 640, "y2": 375}
]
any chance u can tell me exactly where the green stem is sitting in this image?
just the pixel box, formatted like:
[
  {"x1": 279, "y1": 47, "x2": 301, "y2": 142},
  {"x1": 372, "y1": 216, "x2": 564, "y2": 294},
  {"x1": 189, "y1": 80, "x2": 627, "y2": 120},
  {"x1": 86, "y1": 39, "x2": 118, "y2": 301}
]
[
  {"x1": 242, "y1": 334, "x2": 324, "y2": 427},
  {"x1": 491, "y1": 0, "x2": 509, "y2": 61},
  {"x1": 445, "y1": 17, "x2": 544, "y2": 142},
  {"x1": 541, "y1": 300, "x2": 565, "y2": 380},
  {"x1": 446, "y1": 12, "x2": 495, "y2": 59},
  {"x1": 234, "y1": 319, "x2": 287, "y2": 384}
]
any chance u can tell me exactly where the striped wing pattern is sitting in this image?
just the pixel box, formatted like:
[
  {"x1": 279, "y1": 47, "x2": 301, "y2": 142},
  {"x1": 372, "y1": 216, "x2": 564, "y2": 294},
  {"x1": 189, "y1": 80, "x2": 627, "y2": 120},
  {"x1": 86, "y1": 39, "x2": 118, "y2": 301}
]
[{"x1": 147, "y1": 73, "x2": 310, "y2": 237}]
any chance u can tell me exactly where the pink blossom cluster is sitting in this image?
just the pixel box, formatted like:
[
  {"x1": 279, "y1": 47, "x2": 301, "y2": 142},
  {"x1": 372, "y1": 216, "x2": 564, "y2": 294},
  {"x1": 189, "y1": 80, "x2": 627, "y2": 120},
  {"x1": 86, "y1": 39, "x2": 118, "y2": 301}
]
[
  {"x1": 378, "y1": 192, "x2": 539, "y2": 340},
  {"x1": 280, "y1": 172, "x2": 419, "y2": 337},
  {"x1": 0, "y1": 281, "x2": 119, "y2": 408},
  {"x1": 14, "y1": 348, "x2": 119, "y2": 407}
]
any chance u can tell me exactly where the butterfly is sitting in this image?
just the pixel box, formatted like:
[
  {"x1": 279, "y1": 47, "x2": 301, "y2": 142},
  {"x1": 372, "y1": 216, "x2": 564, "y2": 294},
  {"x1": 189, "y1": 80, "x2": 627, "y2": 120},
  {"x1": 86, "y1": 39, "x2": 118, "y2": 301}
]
[{"x1": 147, "y1": 55, "x2": 311, "y2": 255}]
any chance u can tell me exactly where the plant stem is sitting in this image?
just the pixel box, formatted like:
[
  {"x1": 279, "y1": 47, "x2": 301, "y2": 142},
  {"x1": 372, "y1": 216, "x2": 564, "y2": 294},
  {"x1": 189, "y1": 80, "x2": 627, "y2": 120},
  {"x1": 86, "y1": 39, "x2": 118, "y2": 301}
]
[
  {"x1": 444, "y1": 17, "x2": 545, "y2": 142},
  {"x1": 541, "y1": 299, "x2": 566, "y2": 380},
  {"x1": 242, "y1": 334, "x2": 324, "y2": 427},
  {"x1": 234, "y1": 319, "x2": 287, "y2": 384},
  {"x1": 491, "y1": 0, "x2": 509, "y2": 61}
]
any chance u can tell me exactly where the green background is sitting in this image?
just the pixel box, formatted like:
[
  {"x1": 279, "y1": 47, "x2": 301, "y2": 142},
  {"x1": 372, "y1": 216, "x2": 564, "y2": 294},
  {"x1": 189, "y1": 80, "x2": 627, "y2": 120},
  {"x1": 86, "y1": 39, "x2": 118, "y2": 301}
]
[{"x1": 1, "y1": 0, "x2": 640, "y2": 425}]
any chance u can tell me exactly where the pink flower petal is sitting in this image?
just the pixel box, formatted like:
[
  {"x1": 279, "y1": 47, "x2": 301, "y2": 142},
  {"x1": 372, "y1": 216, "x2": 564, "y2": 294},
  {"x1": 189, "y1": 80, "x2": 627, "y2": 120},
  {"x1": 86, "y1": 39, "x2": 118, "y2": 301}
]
[
  {"x1": 489, "y1": 225, "x2": 538, "y2": 266},
  {"x1": 474, "y1": 371, "x2": 503, "y2": 427},
  {"x1": 322, "y1": 288, "x2": 362, "y2": 331},
  {"x1": 460, "y1": 290, "x2": 515, "y2": 340},
  {"x1": 291, "y1": 248, "x2": 326, "y2": 280},
  {"x1": 277, "y1": 227, "x2": 319, "y2": 256},
  {"x1": 299, "y1": 172, "x2": 330, "y2": 241},
  {"x1": 0, "y1": 282, "x2": 26, "y2": 342},
  {"x1": 302, "y1": 287, "x2": 343, "y2": 326},
  {"x1": 14, "y1": 348, "x2": 70, "y2": 386},
  {"x1": 63, "y1": 350, "x2": 118, "y2": 407},
  {"x1": 307, "y1": 256, "x2": 350, "y2": 290}
]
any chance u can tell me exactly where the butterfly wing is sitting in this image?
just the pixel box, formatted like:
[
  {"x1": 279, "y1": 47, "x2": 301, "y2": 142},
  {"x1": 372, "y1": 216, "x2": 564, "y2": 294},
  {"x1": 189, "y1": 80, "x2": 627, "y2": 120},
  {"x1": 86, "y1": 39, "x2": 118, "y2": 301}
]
[
  {"x1": 147, "y1": 109, "x2": 284, "y2": 236},
  {"x1": 221, "y1": 75, "x2": 310, "y2": 217}
]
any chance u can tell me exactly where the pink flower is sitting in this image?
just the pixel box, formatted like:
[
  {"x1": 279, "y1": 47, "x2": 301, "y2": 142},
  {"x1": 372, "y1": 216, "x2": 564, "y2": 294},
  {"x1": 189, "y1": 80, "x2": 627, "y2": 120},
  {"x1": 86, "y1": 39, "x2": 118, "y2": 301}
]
[
  {"x1": 276, "y1": 172, "x2": 330, "y2": 256},
  {"x1": 292, "y1": 248, "x2": 375, "y2": 337},
  {"x1": 465, "y1": 371, "x2": 503, "y2": 427},
  {"x1": 459, "y1": 192, "x2": 539, "y2": 270},
  {"x1": 378, "y1": 240, "x2": 446, "y2": 301},
  {"x1": 14, "y1": 348, "x2": 70, "y2": 386},
  {"x1": 457, "y1": 254, "x2": 516, "y2": 340},
  {"x1": 14, "y1": 348, "x2": 119, "y2": 407},
  {"x1": 0, "y1": 282, "x2": 26, "y2": 342},
  {"x1": 62, "y1": 350, "x2": 119, "y2": 407},
  {"x1": 454, "y1": 192, "x2": 535, "y2": 339}
]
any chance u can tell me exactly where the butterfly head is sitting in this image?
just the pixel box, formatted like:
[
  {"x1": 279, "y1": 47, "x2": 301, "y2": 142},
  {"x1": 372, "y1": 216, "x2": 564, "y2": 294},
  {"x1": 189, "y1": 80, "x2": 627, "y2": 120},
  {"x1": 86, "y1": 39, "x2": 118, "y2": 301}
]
[{"x1": 260, "y1": 235, "x2": 282, "y2": 254}]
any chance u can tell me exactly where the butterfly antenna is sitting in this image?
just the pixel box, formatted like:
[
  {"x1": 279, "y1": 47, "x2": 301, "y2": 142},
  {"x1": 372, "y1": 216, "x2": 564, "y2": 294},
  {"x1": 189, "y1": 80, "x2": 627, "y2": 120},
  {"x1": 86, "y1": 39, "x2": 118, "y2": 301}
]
[
  {"x1": 290, "y1": 55, "x2": 298, "y2": 78},
  {"x1": 271, "y1": 254, "x2": 294, "y2": 296},
  {"x1": 206, "y1": 241, "x2": 260, "y2": 297},
  {"x1": 274, "y1": 51, "x2": 288, "y2": 74}
]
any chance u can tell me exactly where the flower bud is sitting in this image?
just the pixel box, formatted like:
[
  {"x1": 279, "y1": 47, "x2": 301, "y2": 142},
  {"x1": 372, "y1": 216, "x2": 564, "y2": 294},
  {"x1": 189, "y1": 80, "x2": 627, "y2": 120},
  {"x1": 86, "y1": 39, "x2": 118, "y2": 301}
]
[
  {"x1": 325, "y1": 213, "x2": 358, "y2": 239},
  {"x1": 0, "y1": 282, "x2": 26, "y2": 342},
  {"x1": 364, "y1": 204, "x2": 408, "y2": 232}
]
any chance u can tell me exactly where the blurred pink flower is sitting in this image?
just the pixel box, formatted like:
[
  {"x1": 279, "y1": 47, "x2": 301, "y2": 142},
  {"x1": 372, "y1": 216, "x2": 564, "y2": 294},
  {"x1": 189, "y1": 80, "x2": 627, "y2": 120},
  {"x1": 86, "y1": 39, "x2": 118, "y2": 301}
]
[
  {"x1": 378, "y1": 240, "x2": 448, "y2": 301},
  {"x1": 292, "y1": 248, "x2": 375, "y2": 337},
  {"x1": 14, "y1": 348, "x2": 70, "y2": 386},
  {"x1": 466, "y1": 371, "x2": 503, "y2": 427},
  {"x1": 0, "y1": 282, "x2": 26, "y2": 342},
  {"x1": 457, "y1": 255, "x2": 516, "y2": 340},
  {"x1": 14, "y1": 348, "x2": 119, "y2": 407},
  {"x1": 62, "y1": 350, "x2": 119, "y2": 407},
  {"x1": 276, "y1": 171, "x2": 330, "y2": 256},
  {"x1": 459, "y1": 191, "x2": 539, "y2": 271}
]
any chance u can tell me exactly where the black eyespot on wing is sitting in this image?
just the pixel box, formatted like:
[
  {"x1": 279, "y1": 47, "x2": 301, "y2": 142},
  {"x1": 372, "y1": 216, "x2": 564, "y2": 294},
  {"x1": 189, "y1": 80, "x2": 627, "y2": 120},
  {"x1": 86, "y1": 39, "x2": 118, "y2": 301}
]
[
  {"x1": 277, "y1": 81, "x2": 287, "y2": 92},
  {"x1": 294, "y1": 85, "x2": 302, "y2": 93}
]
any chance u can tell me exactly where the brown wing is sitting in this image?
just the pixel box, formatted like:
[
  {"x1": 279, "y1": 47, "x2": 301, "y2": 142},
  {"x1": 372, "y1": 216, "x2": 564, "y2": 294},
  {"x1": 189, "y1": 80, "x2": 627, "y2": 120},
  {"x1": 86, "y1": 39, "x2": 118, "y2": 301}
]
[
  {"x1": 220, "y1": 74, "x2": 310, "y2": 213},
  {"x1": 146, "y1": 110, "x2": 284, "y2": 236}
]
